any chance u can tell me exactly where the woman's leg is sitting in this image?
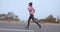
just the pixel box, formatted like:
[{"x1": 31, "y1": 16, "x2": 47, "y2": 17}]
[
  {"x1": 25, "y1": 15, "x2": 32, "y2": 28},
  {"x1": 32, "y1": 15, "x2": 41, "y2": 28}
]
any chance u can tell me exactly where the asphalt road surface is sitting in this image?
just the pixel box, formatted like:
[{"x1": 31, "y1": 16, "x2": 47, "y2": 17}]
[{"x1": 0, "y1": 22, "x2": 60, "y2": 32}]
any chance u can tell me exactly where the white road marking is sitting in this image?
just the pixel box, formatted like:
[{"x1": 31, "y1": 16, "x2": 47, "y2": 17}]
[{"x1": 0, "y1": 28, "x2": 34, "y2": 32}]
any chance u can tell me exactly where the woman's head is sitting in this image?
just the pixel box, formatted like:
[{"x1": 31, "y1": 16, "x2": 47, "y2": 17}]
[{"x1": 29, "y1": 2, "x2": 32, "y2": 6}]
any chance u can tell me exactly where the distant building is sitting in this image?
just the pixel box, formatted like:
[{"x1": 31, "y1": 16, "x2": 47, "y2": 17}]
[{"x1": 56, "y1": 16, "x2": 60, "y2": 23}]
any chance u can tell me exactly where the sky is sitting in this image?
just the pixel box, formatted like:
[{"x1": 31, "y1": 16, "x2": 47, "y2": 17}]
[{"x1": 0, "y1": 0, "x2": 60, "y2": 21}]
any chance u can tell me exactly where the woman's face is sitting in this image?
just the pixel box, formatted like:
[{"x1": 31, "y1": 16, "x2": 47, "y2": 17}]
[
  {"x1": 28, "y1": 4, "x2": 32, "y2": 6},
  {"x1": 28, "y1": 4, "x2": 30, "y2": 6}
]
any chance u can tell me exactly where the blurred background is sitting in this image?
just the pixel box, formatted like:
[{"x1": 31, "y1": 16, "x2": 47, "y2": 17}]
[{"x1": 0, "y1": 0, "x2": 60, "y2": 23}]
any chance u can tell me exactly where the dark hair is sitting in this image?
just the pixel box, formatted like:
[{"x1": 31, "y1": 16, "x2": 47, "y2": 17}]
[{"x1": 29, "y1": 2, "x2": 32, "y2": 6}]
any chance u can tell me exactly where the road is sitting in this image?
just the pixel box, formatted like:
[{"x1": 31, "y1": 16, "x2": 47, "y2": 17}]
[{"x1": 0, "y1": 21, "x2": 60, "y2": 32}]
